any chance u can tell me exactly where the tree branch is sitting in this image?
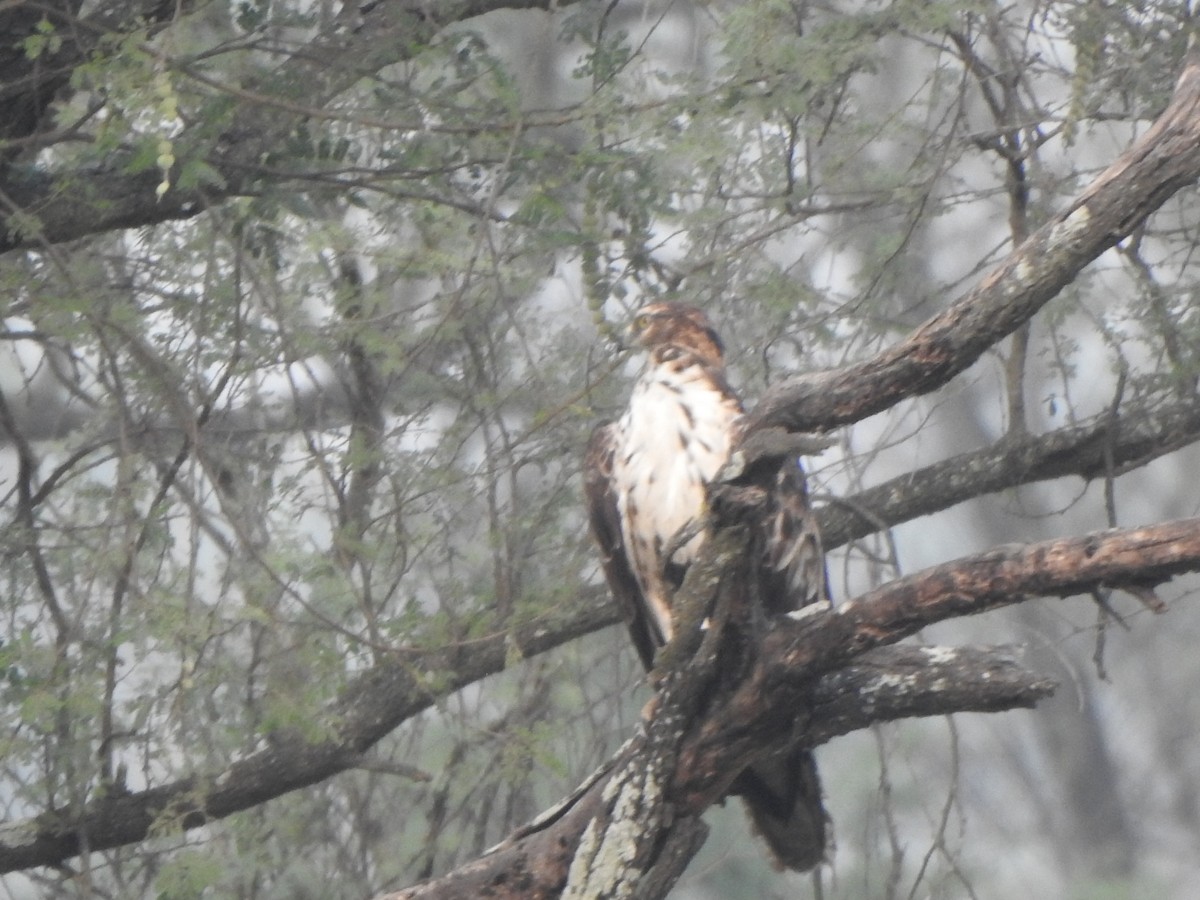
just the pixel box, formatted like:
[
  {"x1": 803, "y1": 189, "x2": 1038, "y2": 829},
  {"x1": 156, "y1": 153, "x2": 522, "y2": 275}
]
[
  {"x1": 0, "y1": 0, "x2": 193, "y2": 148},
  {"x1": 380, "y1": 643, "x2": 1053, "y2": 900},
  {"x1": 675, "y1": 517, "x2": 1200, "y2": 813},
  {"x1": 0, "y1": 0, "x2": 577, "y2": 252},
  {"x1": 0, "y1": 508, "x2": 1190, "y2": 880},
  {"x1": 749, "y1": 54, "x2": 1200, "y2": 434},
  {"x1": 0, "y1": 592, "x2": 618, "y2": 873},
  {"x1": 819, "y1": 390, "x2": 1200, "y2": 549},
  {"x1": 383, "y1": 516, "x2": 1197, "y2": 898}
]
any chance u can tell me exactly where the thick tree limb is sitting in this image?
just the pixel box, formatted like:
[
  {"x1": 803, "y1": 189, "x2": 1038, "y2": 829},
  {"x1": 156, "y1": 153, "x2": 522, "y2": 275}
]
[
  {"x1": 805, "y1": 644, "x2": 1056, "y2": 744},
  {"x1": 0, "y1": 0, "x2": 576, "y2": 252},
  {"x1": 6, "y1": 288, "x2": 1200, "y2": 881},
  {"x1": 384, "y1": 518, "x2": 1197, "y2": 899},
  {"x1": 381, "y1": 643, "x2": 1054, "y2": 900},
  {"x1": 748, "y1": 55, "x2": 1200, "y2": 434},
  {"x1": 411, "y1": 518, "x2": 1193, "y2": 899},
  {"x1": 674, "y1": 517, "x2": 1200, "y2": 813},
  {"x1": 0, "y1": 511, "x2": 1188, "y2": 880},
  {"x1": 3, "y1": 259, "x2": 1198, "y2": 884},
  {"x1": 3, "y1": 515, "x2": 1185, "y2": 879}
]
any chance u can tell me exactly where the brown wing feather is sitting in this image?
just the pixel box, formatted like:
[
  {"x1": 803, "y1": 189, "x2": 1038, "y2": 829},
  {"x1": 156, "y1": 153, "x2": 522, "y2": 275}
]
[
  {"x1": 760, "y1": 457, "x2": 829, "y2": 616},
  {"x1": 583, "y1": 422, "x2": 658, "y2": 670},
  {"x1": 733, "y1": 442, "x2": 831, "y2": 870}
]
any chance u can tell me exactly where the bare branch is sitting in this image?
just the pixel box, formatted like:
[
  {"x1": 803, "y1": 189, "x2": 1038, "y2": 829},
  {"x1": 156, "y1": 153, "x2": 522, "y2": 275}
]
[
  {"x1": 0, "y1": 509, "x2": 1188, "y2": 881},
  {"x1": 819, "y1": 391, "x2": 1200, "y2": 549},
  {"x1": 749, "y1": 55, "x2": 1200, "y2": 434},
  {"x1": 381, "y1": 643, "x2": 1053, "y2": 900},
  {"x1": 675, "y1": 517, "x2": 1200, "y2": 814},
  {"x1": 384, "y1": 516, "x2": 1198, "y2": 899}
]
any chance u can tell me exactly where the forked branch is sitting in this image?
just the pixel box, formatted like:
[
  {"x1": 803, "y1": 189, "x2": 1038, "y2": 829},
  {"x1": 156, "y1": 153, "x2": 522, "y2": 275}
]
[{"x1": 387, "y1": 518, "x2": 1200, "y2": 899}]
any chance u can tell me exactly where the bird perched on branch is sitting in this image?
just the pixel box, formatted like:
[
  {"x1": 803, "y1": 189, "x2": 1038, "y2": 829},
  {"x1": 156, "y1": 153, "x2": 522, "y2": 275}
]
[{"x1": 584, "y1": 301, "x2": 829, "y2": 871}]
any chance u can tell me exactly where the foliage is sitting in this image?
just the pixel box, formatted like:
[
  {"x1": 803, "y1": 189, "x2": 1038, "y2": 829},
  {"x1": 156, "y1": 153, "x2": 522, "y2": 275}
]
[{"x1": 0, "y1": 0, "x2": 1198, "y2": 897}]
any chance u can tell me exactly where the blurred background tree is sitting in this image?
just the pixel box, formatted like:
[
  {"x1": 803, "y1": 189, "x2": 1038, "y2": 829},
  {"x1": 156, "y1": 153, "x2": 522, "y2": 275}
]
[{"x1": 0, "y1": 0, "x2": 1198, "y2": 897}]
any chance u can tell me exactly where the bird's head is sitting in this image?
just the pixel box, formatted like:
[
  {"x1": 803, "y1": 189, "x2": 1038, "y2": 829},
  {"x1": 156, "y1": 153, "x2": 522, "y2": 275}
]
[{"x1": 627, "y1": 301, "x2": 725, "y2": 365}]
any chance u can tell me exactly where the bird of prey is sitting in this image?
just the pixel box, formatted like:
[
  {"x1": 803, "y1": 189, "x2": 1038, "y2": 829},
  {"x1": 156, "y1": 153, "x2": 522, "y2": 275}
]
[{"x1": 584, "y1": 301, "x2": 829, "y2": 871}]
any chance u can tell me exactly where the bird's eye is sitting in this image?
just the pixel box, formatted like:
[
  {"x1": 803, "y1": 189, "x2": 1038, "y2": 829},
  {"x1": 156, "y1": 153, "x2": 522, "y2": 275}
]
[{"x1": 634, "y1": 314, "x2": 650, "y2": 330}]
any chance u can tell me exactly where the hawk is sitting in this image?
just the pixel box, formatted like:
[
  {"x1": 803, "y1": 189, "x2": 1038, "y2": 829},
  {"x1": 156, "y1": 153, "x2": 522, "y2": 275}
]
[{"x1": 584, "y1": 301, "x2": 829, "y2": 871}]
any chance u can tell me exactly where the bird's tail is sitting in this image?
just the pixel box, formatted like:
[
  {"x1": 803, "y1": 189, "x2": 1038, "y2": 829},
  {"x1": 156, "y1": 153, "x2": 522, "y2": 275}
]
[{"x1": 733, "y1": 744, "x2": 829, "y2": 871}]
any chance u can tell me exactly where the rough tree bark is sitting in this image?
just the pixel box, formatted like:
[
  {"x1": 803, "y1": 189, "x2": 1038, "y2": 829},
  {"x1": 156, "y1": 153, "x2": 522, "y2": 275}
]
[
  {"x1": 384, "y1": 518, "x2": 1200, "y2": 899},
  {"x1": 381, "y1": 642, "x2": 1055, "y2": 900}
]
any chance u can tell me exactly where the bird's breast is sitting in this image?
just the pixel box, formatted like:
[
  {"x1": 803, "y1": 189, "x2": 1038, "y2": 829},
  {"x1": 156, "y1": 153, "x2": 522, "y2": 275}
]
[{"x1": 615, "y1": 365, "x2": 741, "y2": 564}]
